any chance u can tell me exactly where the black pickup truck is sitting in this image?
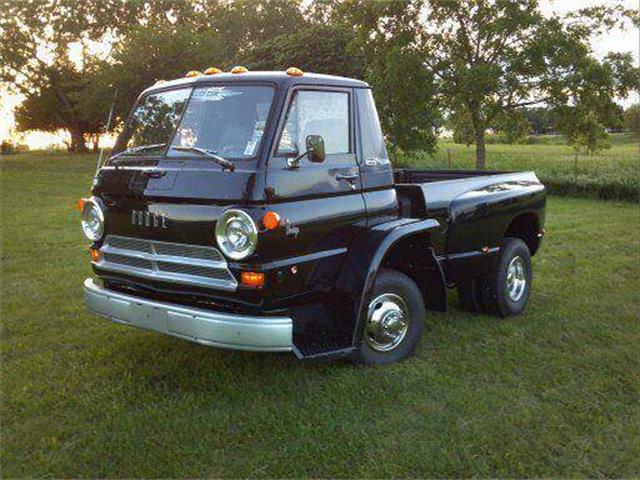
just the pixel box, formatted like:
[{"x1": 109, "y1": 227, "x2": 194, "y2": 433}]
[{"x1": 80, "y1": 68, "x2": 545, "y2": 364}]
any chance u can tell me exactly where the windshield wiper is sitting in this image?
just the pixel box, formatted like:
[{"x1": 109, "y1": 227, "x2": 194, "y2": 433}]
[
  {"x1": 109, "y1": 143, "x2": 167, "y2": 163},
  {"x1": 170, "y1": 146, "x2": 235, "y2": 172}
]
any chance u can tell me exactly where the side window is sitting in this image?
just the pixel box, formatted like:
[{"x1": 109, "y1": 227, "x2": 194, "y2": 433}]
[
  {"x1": 277, "y1": 90, "x2": 350, "y2": 156},
  {"x1": 357, "y1": 89, "x2": 389, "y2": 163}
]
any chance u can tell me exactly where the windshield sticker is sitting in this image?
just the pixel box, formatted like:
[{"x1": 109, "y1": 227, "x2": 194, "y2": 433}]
[
  {"x1": 244, "y1": 124, "x2": 265, "y2": 156},
  {"x1": 177, "y1": 127, "x2": 197, "y2": 147},
  {"x1": 192, "y1": 87, "x2": 244, "y2": 102}
]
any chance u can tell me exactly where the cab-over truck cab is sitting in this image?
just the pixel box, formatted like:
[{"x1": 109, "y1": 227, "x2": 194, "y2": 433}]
[{"x1": 81, "y1": 68, "x2": 545, "y2": 364}]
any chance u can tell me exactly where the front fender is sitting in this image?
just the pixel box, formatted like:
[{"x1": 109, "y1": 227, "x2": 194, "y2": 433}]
[{"x1": 291, "y1": 218, "x2": 442, "y2": 359}]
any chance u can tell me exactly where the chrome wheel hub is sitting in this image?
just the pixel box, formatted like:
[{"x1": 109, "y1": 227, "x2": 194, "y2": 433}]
[
  {"x1": 506, "y1": 256, "x2": 526, "y2": 302},
  {"x1": 365, "y1": 293, "x2": 409, "y2": 352}
]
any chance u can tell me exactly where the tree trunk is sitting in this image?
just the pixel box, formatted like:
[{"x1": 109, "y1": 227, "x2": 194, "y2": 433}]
[
  {"x1": 475, "y1": 128, "x2": 486, "y2": 170},
  {"x1": 69, "y1": 128, "x2": 88, "y2": 153}
]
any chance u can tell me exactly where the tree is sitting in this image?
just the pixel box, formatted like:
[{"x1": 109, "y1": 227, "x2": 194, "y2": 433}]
[
  {"x1": 95, "y1": 0, "x2": 308, "y2": 131},
  {"x1": 341, "y1": 0, "x2": 441, "y2": 153},
  {"x1": 0, "y1": 0, "x2": 225, "y2": 151},
  {"x1": 12, "y1": 59, "x2": 108, "y2": 152},
  {"x1": 422, "y1": 0, "x2": 639, "y2": 168},
  {"x1": 524, "y1": 108, "x2": 558, "y2": 135},
  {"x1": 243, "y1": 23, "x2": 364, "y2": 79},
  {"x1": 2, "y1": 0, "x2": 309, "y2": 150},
  {"x1": 98, "y1": 25, "x2": 227, "y2": 126},
  {"x1": 0, "y1": 0, "x2": 145, "y2": 151},
  {"x1": 624, "y1": 104, "x2": 640, "y2": 134}
]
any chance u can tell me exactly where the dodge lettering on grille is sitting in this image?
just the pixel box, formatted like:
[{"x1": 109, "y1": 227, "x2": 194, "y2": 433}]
[{"x1": 131, "y1": 210, "x2": 168, "y2": 228}]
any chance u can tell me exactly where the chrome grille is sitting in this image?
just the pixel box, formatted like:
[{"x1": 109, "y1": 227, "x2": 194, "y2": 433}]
[
  {"x1": 155, "y1": 261, "x2": 232, "y2": 280},
  {"x1": 107, "y1": 236, "x2": 153, "y2": 253},
  {"x1": 103, "y1": 252, "x2": 153, "y2": 270},
  {"x1": 153, "y1": 242, "x2": 223, "y2": 261},
  {"x1": 95, "y1": 235, "x2": 237, "y2": 290}
]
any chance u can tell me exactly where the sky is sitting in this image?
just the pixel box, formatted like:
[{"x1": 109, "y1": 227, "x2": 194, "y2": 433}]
[{"x1": 1, "y1": 0, "x2": 638, "y2": 149}]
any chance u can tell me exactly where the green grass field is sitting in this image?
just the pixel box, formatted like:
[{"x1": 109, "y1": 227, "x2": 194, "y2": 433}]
[
  {"x1": 395, "y1": 133, "x2": 640, "y2": 201},
  {"x1": 1, "y1": 153, "x2": 639, "y2": 477}
]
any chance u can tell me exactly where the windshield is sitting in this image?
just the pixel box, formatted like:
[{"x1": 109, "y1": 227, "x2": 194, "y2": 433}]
[
  {"x1": 169, "y1": 86, "x2": 274, "y2": 159},
  {"x1": 112, "y1": 85, "x2": 275, "y2": 161},
  {"x1": 113, "y1": 89, "x2": 190, "y2": 157}
]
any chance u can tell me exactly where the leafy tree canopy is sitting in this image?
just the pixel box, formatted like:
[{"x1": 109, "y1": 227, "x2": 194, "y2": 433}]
[
  {"x1": 1, "y1": 0, "x2": 151, "y2": 151},
  {"x1": 623, "y1": 104, "x2": 640, "y2": 134},
  {"x1": 340, "y1": 0, "x2": 441, "y2": 153}
]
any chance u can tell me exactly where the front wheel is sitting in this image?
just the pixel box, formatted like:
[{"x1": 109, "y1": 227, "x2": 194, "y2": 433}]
[{"x1": 351, "y1": 269, "x2": 426, "y2": 365}]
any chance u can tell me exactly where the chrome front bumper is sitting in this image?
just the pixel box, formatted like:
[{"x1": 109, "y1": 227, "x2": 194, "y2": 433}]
[{"x1": 83, "y1": 278, "x2": 293, "y2": 352}]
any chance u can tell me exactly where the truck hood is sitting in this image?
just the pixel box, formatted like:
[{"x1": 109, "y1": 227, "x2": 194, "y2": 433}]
[
  {"x1": 92, "y1": 159, "x2": 264, "y2": 246},
  {"x1": 94, "y1": 158, "x2": 262, "y2": 202}
]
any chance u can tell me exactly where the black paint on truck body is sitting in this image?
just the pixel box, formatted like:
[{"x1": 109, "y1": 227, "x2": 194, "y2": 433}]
[{"x1": 90, "y1": 71, "x2": 546, "y2": 358}]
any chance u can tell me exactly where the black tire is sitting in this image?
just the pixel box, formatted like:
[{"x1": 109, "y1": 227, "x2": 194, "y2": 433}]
[
  {"x1": 457, "y1": 276, "x2": 485, "y2": 313},
  {"x1": 351, "y1": 268, "x2": 426, "y2": 365},
  {"x1": 483, "y1": 237, "x2": 533, "y2": 317}
]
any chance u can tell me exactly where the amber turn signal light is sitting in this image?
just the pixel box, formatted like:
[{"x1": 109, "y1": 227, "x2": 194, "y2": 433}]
[
  {"x1": 286, "y1": 67, "x2": 304, "y2": 77},
  {"x1": 204, "y1": 67, "x2": 221, "y2": 75},
  {"x1": 77, "y1": 198, "x2": 86, "y2": 212},
  {"x1": 230, "y1": 66, "x2": 248, "y2": 74},
  {"x1": 90, "y1": 248, "x2": 100, "y2": 262},
  {"x1": 241, "y1": 271, "x2": 265, "y2": 288},
  {"x1": 262, "y1": 211, "x2": 281, "y2": 230}
]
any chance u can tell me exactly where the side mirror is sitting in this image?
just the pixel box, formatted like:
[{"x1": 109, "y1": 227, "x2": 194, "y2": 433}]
[{"x1": 306, "y1": 135, "x2": 325, "y2": 163}]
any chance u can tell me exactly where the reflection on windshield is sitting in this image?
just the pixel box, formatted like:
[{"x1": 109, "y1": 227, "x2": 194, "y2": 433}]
[
  {"x1": 169, "y1": 86, "x2": 274, "y2": 160},
  {"x1": 113, "y1": 89, "x2": 190, "y2": 157}
]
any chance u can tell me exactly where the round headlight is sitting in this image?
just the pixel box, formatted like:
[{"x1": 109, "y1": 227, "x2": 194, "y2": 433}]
[
  {"x1": 81, "y1": 197, "x2": 105, "y2": 241},
  {"x1": 215, "y1": 209, "x2": 258, "y2": 260}
]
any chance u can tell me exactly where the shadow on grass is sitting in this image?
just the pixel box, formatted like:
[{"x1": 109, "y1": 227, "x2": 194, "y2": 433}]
[
  {"x1": 101, "y1": 327, "x2": 348, "y2": 397},
  {"x1": 94, "y1": 295, "x2": 484, "y2": 400}
]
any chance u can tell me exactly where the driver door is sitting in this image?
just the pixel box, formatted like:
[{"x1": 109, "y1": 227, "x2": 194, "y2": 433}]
[{"x1": 265, "y1": 86, "x2": 366, "y2": 256}]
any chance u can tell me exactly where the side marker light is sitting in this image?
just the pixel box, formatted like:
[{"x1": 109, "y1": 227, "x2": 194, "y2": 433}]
[{"x1": 241, "y1": 271, "x2": 265, "y2": 288}]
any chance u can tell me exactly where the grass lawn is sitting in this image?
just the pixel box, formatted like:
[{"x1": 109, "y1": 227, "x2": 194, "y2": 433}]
[{"x1": 1, "y1": 152, "x2": 639, "y2": 477}]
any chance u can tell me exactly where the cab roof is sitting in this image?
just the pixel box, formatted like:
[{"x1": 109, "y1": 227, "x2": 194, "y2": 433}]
[{"x1": 142, "y1": 70, "x2": 370, "y2": 95}]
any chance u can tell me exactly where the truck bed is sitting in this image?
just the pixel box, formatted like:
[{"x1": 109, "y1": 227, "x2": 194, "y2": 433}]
[{"x1": 393, "y1": 168, "x2": 544, "y2": 219}]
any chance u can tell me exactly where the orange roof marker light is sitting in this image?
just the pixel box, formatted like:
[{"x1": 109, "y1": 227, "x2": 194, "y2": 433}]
[
  {"x1": 286, "y1": 67, "x2": 304, "y2": 77},
  {"x1": 262, "y1": 211, "x2": 281, "y2": 231},
  {"x1": 204, "y1": 67, "x2": 222, "y2": 75},
  {"x1": 154, "y1": 79, "x2": 167, "y2": 85},
  {"x1": 185, "y1": 70, "x2": 202, "y2": 78},
  {"x1": 230, "y1": 66, "x2": 249, "y2": 74}
]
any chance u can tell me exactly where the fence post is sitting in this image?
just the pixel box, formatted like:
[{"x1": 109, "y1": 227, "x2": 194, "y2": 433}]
[
  {"x1": 447, "y1": 148, "x2": 452, "y2": 169},
  {"x1": 574, "y1": 152, "x2": 578, "y2": 187}
]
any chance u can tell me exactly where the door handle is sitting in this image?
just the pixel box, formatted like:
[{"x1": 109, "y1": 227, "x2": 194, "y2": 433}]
[
  {"x1": 335, "y1": 173, "x2": 359, "y2": 182},
  {"x1": 141, "y1": 170, "x2": 167, "y2": 179}
]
